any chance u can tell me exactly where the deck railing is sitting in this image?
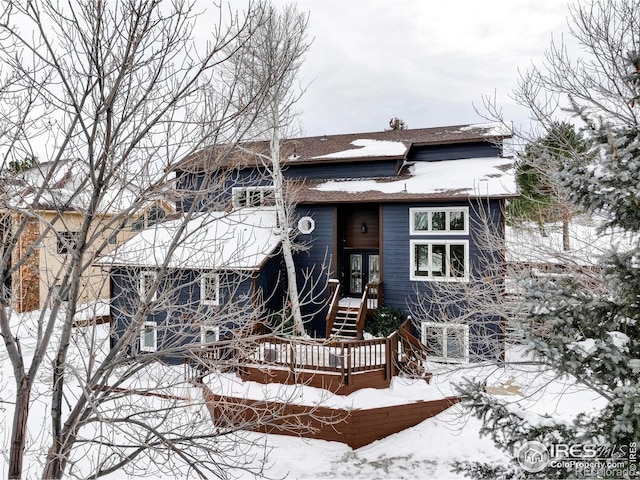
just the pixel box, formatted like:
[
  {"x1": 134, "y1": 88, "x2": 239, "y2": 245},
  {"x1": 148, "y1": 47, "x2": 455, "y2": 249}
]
[
  {"x1": 244, "y1": 335, "x2": 396, "y2": 384},
  {"x1": 194, "y1": 317, "x2": 429, "y2": 383},
  {"x1": 325, "y1": 279, "x2": 341, "y2": 337}
]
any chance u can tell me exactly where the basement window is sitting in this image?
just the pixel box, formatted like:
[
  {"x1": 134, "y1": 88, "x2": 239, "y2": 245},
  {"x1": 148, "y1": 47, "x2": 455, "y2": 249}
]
[
  {"x1": 421, "y1": 322, "x2": 469, "y2": 363},
  {"x1": 140, "y1": 321, "x2": 157, "y2": 352}
]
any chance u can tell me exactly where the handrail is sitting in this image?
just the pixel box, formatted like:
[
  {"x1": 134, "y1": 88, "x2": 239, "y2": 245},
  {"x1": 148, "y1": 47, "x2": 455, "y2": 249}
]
[
  {"x1": 397, "y1": 318, "x2": 430, "y2": 364},
  {"x1": 354, "y1": 284, "x2": 370, "y2": 339},
  {"x1": 325, "y1": 279, "x2": 341, "y2": 338}
]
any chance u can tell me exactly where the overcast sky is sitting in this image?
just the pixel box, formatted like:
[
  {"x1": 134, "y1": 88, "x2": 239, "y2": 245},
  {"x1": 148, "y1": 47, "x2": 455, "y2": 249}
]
[{"x1": 289, "y1": 0, "x2": 574, "y2": 137}]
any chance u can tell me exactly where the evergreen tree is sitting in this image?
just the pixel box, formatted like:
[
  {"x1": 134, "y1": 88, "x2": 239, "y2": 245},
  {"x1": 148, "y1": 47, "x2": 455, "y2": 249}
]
[
  {"x1": 509, "y1": 122, "x2": 590, "y2": 249},
  {"x1": 388, "y1": 117, "x2": 407, "y2": 130},
  {"x1": 455, "y1": 0, "x2": 640, "y2": 477}
]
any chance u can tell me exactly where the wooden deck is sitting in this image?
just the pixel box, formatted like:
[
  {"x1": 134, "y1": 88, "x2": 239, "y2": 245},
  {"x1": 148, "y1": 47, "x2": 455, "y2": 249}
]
[
  {"x1": 203, "y1": 386, "x2": 460, "y2": 449},
  {"x1": 197, "y1": 322, "x2": 459, "y2": 448}
]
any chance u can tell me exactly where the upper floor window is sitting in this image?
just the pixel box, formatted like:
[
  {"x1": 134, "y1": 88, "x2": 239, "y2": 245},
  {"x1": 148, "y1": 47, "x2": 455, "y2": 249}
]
[
  {"x1": 410, "y1": 207, "x2": 468, "y2": 235},
  {"x1": 201, "y1": 272, "x2": 220, "y2": 305},
  {"x1": 410, "y1": 240, "x2": 468, "y2": 281},
  {"x1": 232, "y1": 186, "x2": 275, "y2": 209},
  {"x1": 139, "y1": 270, "x2": 158, "y2": 301},
  {"x1": 132, "y1": 205, "x2": 167, "y2": 231},
  {"x1": 57, "y1": 231, "x2": 79, "y2": 254}
]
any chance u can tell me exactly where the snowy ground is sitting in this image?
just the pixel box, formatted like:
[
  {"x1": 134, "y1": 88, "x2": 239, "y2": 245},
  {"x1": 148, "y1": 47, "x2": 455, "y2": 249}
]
[
  {"x1": 0, "y1": 302, "x2": 605, "y2": 479},
  {"x1": 208, "y1": 344, "x2": 604, "y2": 479}
]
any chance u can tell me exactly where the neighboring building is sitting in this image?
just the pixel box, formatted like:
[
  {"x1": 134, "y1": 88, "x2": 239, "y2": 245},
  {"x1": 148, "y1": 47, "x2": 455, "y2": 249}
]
[
  {"x1": 2, "y1": 159, "x2": 174, "y2": 312},
  {"x1": 106, "y1": 122, "x2": 517, "y2": 363}
]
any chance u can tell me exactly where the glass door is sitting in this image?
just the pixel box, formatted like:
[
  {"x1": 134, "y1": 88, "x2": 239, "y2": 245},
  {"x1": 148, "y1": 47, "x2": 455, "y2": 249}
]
[{"x1": 349, "y1": 253, "x2": 363, "y2": 295}]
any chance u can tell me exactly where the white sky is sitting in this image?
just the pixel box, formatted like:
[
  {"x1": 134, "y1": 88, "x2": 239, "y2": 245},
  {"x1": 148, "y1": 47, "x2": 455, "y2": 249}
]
[{"x1": 286, "y1": 0, "x2": 574, "y2": 137}]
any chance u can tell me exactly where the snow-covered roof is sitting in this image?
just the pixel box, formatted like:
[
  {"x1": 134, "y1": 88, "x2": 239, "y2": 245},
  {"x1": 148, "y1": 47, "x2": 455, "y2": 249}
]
[
  {"x1": 294, "y1": 156, "x2": 516, "y2": 203},
  {"x1": 6, "y1": 158, "x2": 161, "y2": 214},
  {"x1": 178, "y1": 122, "x2": 513, "y2": 171},
  {"x1": 310, "y1": 139, "x2": 408, "y2": 160},
  {"x1": 97, "y1": 207, "x2": 281, "y2": 270}
]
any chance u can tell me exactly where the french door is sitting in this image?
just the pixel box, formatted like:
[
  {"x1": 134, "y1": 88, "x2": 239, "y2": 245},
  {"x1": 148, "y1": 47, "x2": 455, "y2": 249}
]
[{"x1": 345, "y1": 250, "x2": 379, "y2": 297}]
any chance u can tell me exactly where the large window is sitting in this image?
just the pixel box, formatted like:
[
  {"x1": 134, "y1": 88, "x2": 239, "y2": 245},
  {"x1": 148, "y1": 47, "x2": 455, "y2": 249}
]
[
  {"x1": 200, "y1": 272, "x2": 220, "y2": 305},
  {"x1": 140, "y1": 321, "x2": 157, "y2": 352},
  {"x1": 410, "y1": 240, "x2": 468, "y2": 281},
  {"x1": 421, "y1": 322, "x2": 469, "y2": 363},
  {"x1": 410, "y1": 207, "x2": 468, "y2": 235},
  {"x1": 139, "y1": 270, "x2": 158, "y2": 301},
  {"x1": 232, "y1": 186, "x2": 275, "y2": 208}
]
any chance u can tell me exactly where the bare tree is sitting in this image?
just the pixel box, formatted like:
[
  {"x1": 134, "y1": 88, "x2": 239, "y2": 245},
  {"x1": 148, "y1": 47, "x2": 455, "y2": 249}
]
[
  {"x1": 0, "y1": 1, "x2": 333, "y2": 478},
  {"x1": 227, "y1": 3, "x2": 311, "y2": 336}
]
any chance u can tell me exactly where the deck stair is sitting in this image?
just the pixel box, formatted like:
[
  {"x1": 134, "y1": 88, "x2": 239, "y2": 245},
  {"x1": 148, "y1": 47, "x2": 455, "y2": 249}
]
[{"x1": 330, "y1": 306, "x2": 359, "y2": 338}]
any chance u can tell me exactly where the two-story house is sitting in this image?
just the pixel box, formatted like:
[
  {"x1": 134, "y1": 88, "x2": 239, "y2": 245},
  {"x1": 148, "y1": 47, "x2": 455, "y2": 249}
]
[{"x1": 104, "y1": 122, "x2": 516, "y2": 363}]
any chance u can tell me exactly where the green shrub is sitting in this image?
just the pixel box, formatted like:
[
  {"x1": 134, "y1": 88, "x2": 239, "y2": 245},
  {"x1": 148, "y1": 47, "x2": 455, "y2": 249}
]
[{"x1": 365, "y1": 306, "x2": 404, "y2": 337}]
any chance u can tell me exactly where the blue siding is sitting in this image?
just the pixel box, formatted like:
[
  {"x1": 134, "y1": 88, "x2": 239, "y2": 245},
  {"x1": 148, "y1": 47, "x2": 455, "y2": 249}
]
[
  {"x1": 409, "y1": 142, "x2": 501, "y2": 161},
  {"x1": 285, "y1": 160, "x2": 397, "y2": 180},
  {"x1": 110, "y1": 266, "x2": 258, "y2": 364},
  {"x1": 380, "y1": 199, "x2": 505, "y2": 360},
  {"x1": 293, "y1": 205, "x2": 336, "y2": 336},
  {"x1": 175, "y1": 168, "x2": 272, "y2": 213}
]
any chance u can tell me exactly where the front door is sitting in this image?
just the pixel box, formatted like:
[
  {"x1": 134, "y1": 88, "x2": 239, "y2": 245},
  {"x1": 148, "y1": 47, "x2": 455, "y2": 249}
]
[{"x1": 345, "y1": 250, "x2": 379, "y2": 297}]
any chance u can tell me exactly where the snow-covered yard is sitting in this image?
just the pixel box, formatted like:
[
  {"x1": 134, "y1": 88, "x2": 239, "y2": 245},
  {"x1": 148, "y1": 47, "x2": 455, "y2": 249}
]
[{"x1": 0, "y1": 303, "x2": 606, "y2": 479}]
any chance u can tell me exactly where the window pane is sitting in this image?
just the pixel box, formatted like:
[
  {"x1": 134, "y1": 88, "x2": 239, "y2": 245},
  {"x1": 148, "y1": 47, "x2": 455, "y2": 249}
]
[
  {"x1": 131, "y1": 215, "x2": 145, "y2": 231},
  {"x1": 423, "y1": 326, "x2": 443, "y2": 357},
  {"x1": 431, "y1": 244, "x2": 445, "y2": 276},
  {"x1": 247, "y1": 190, "x2": 262, "y2": 207},
  {"x1": 202, "y1": 274, "x2": 218, "y2": 303},
  {"x1": 203, "y1": 328, "x2": 218, "y2": 343},
  {"x1": 415, "y1": 244, "x2": 430, "y2": 276},
  {"x1": 431, "y1": 211, "x2": 446, "y2": 231},
  {"x1": 446, "y1": 327, "x2": 466, "y2": 359},
  {"x1": 414, "y1": 211, "x2": 429, "y2": 231},
  {"x1": 143, "y1": 325, "x2": 155, "y2": 349},
  {"x1": 449, "y1": 211, "x2": 465, "y2": 231},
  {"x1": 450, "y1": 244, "x2": 466, "y2": 278},
  {"x1": 140, "y1": 272, "x2": 156, "y2": 299}
]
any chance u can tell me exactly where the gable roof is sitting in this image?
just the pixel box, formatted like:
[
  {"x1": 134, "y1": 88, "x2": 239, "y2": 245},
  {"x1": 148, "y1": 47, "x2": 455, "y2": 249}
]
[
  {"x1": 177, "y1": 122, "x2": 512, "y2": 171},
  {"x1": 6, "y1": 158, "x2": 171, "y2": 215},
  {"x1": 97, "y1": 207, "x2": 281, "y2": 270}
]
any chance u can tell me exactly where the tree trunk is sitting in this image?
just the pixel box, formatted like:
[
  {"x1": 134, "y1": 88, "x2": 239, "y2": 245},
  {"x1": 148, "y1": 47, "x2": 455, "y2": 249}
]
[
  {"x1": 562, "y1": 206, "x2": 571, "y2": 251},
  {"x1": 9, "y1": 378, "x2": 31, "y2": 480},
  {"x1": 270, "y1": 126, "x2": 305, "y2": 336}
]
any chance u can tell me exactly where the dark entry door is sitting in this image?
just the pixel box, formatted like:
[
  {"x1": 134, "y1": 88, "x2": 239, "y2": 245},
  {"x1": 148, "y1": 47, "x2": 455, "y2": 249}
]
[{"x1": 344, "y1": 250, "x2": 379, "y2": 297}]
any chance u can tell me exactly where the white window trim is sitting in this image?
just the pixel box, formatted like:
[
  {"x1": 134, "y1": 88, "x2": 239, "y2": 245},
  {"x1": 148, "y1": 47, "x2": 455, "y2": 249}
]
[
  {"x1": 201, "y1": 272, "x2": 220, "y2": 306},
  {"x1": 200, "y1": 325, "x2": 220, "y2": 345},
  {"x1": 297, "y1": 216, "x2": 315, "y2": 234},
  {"x1": 410, "y1": 207, "x2": 469, "y2": 235},
  {"x1": 232, "y1": 186, "x2": 275, "y2": 209},
  {"x1": 139, "y1": 270, "x2": 158, "y2": 301},
  {"x1": 421, "y1": 322, "x2": 469, "y2": 363},
  {"x1": 140, "y1": 321, "x2": 157, "y2": 352},
  {"x1": 410, "y1": 240, "x2": 469, "y2": 282}
]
